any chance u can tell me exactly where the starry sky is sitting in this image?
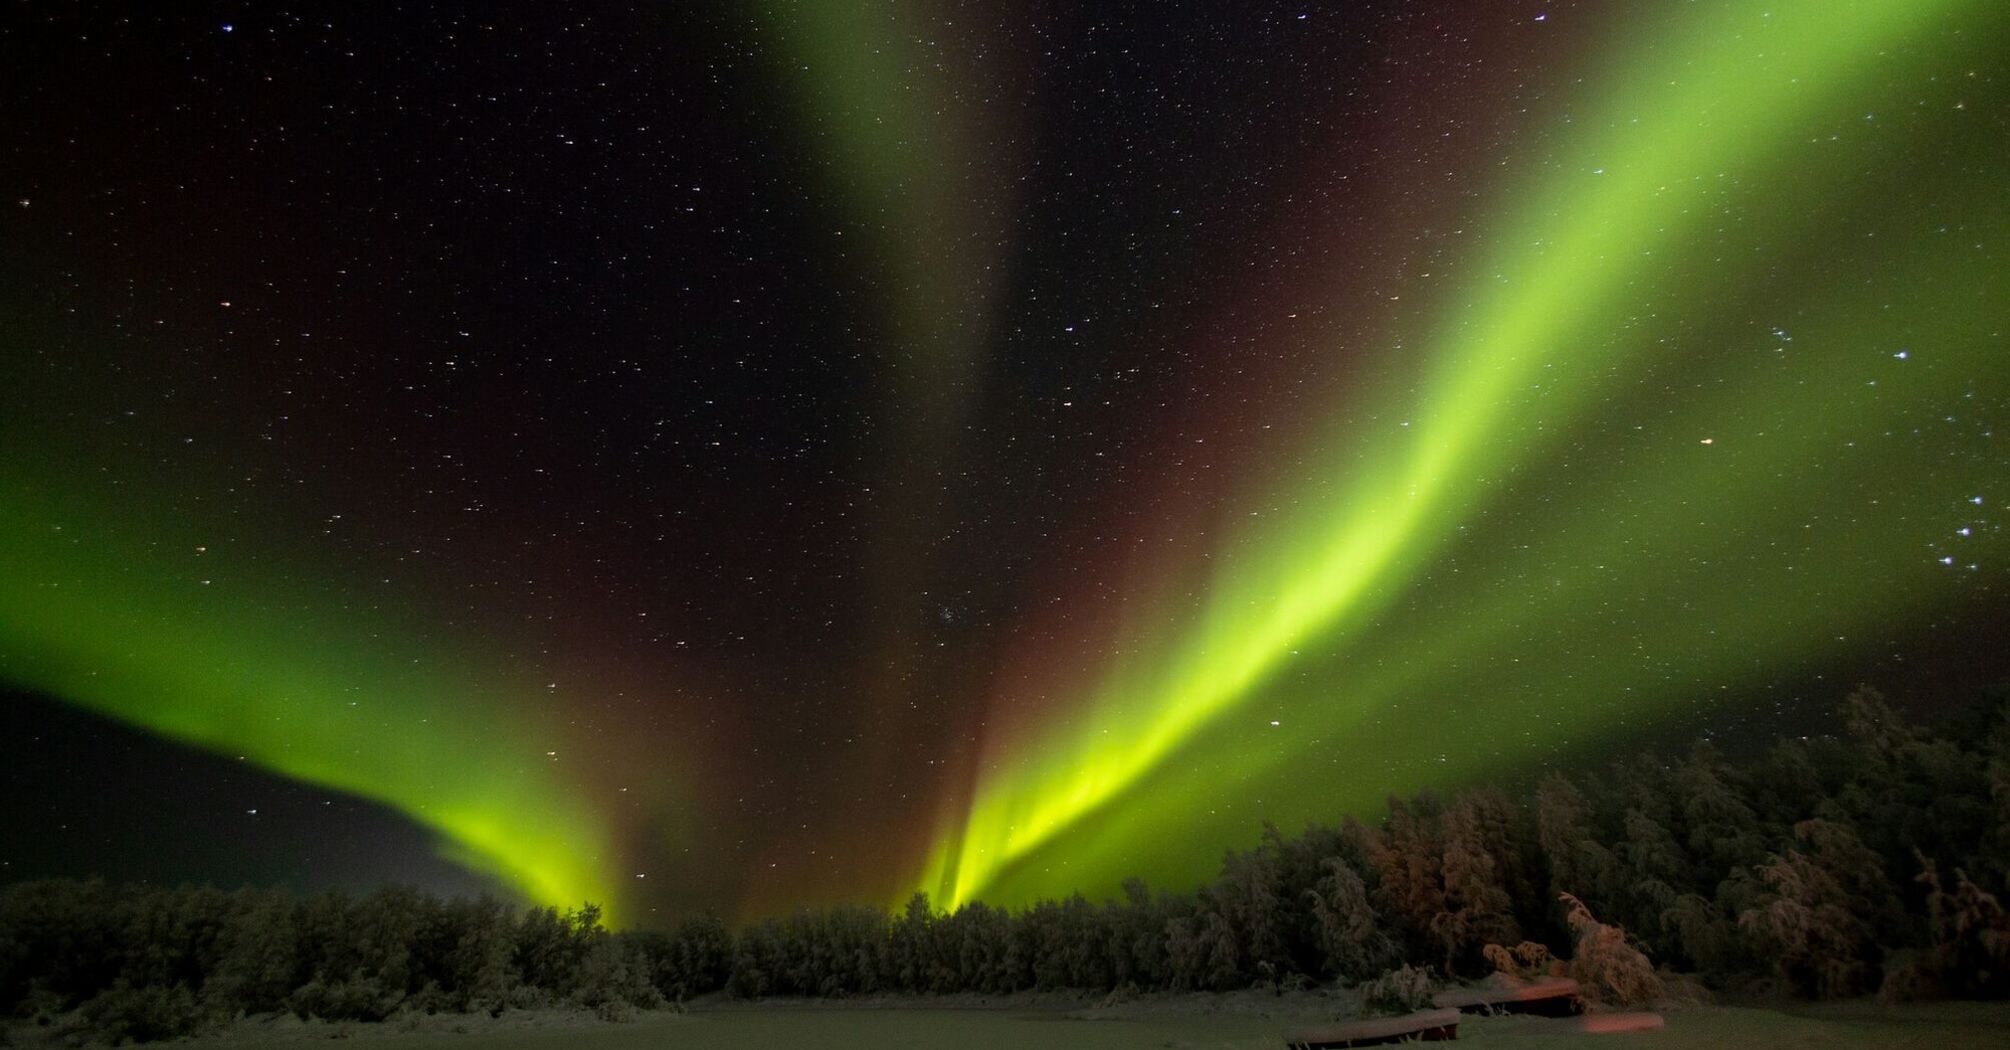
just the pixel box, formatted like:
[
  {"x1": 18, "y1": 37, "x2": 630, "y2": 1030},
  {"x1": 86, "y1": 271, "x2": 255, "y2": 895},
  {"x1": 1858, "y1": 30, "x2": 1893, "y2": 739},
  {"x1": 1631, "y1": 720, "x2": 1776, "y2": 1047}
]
[{"x1": 2, "y1": 1, "x2": 2007, "y2": 925}]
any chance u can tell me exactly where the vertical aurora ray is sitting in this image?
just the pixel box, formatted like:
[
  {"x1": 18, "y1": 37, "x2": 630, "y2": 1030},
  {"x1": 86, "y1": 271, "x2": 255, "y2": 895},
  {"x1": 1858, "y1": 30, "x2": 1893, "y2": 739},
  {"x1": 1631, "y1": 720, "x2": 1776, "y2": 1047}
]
[
  {"x1": 750, "y1": 1, "x2": 1031, "y2": 864},
  {"x1": 927, "y1": 0, "x2": 2007, "y2": 906},
  {"x1": 755, "y1": 1, "x2": 1019, "y2": 395},
  {"x1": 0, "y1": 474, "x2": 629, "y2": 918}
]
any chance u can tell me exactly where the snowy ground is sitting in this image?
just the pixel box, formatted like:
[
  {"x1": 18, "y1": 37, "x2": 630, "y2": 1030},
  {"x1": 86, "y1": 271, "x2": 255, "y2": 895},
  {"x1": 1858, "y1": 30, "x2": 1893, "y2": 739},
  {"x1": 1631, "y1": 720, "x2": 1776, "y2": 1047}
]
[{"x1": 10, "y1": 994, "x2": 2010, "y2": 1049}]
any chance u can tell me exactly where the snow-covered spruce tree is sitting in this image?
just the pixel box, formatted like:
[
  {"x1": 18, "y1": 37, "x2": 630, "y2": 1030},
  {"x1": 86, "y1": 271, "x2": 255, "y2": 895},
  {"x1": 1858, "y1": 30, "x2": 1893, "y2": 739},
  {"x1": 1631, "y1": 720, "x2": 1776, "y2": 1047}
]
[
  {"x1": 1737, "y1": 818, "x2": 1902, "y2": 998},
  {"x1": 1888, "y1": 852, "x2": 2010, "y2": 999},
  {"x1": 1357, "y1": 796, "x2": 1447, "y2": 963},
  {"x1": 1559, "y1": 892, "x2": 1662, "y2": 1008},
  {"x1": 1430, "y1": 791, "x2": 1521, "y2": 974},
  {"x1": 1534, "y1": 773, "x2": 1625, "y2": 924},
  {"x1": 1214, "y1": 844, "x2": 1290, "y2": 983},
  {"x1": 1307, "y1": 856, "x2": 1396, "y2": 982}
]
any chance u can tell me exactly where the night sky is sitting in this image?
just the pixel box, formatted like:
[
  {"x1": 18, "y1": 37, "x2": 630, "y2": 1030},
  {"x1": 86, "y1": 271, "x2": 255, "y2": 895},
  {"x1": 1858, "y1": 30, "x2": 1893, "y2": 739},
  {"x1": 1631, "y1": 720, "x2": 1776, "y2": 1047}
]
[{"x1": 3, "y1": 1, "x2": 2007, "y2": 926}]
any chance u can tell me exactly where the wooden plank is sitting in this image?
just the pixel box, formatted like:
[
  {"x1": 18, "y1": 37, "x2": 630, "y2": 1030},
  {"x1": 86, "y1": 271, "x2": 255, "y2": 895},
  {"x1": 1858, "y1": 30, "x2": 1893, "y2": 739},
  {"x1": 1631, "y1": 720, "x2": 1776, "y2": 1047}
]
[
  {"x1": 1433, "y1": 977, "x2": 1582, "y2": 1016},
  {"x1": 1284, "y1": 1007, "x2": 1461, "y2": 1048}
]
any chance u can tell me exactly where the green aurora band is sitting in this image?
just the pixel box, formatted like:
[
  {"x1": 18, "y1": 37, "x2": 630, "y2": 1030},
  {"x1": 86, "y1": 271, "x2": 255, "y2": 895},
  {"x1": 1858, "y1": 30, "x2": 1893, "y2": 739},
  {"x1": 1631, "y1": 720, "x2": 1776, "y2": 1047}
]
[
  {"x1": 0, "y1": 0, "x2": 2003, "y2": 924},
  {"x1": 921, "y1": 0, "x2": 2009, "y2": 907},
  {"x1": 0, "y1": 477, "x2": 627, "y2": 919}
]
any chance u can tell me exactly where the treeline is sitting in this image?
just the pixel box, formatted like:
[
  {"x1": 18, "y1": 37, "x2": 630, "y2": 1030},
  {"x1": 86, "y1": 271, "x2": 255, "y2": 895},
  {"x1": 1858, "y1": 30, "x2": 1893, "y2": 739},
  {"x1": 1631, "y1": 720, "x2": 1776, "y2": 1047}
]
[
  {"x1": 680, "y1": 687, "x2": 2010, "y2": 1001},
  {"x1": 0, "y1": 886, "x2": 661, "y2": 1042},
  {"x1": 4, "y1": 687, "x2": 2008, "y2": 1042}
]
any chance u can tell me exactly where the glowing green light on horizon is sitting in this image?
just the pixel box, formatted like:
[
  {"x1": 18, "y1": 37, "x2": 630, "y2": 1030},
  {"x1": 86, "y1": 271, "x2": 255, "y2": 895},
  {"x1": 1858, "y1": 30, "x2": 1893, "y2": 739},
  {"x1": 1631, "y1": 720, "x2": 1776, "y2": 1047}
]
[
  {"x1": 0, "y1": 483, "x2": 627, "y2": 920},
  {"x1": 926, "y1": 0, "x2": 2004, "y2": 908}
]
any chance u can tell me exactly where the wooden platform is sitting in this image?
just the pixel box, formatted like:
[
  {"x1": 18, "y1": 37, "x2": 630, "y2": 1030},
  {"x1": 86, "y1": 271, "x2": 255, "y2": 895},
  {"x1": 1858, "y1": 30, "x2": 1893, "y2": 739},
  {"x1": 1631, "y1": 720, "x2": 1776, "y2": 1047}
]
[
  {"x1": 1432, "y1": 977, "x2": 1583, "y2": 1016},
  {"x1": 1284, "y1": 1007, "x2": 1461, "y2": 1048}
]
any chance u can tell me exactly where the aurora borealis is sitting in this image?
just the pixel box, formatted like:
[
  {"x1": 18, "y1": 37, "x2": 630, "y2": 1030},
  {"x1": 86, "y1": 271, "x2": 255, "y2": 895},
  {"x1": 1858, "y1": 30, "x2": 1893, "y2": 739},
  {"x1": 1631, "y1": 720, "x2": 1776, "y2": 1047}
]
[{"x1": 3, "y1": 1, "x2": 2007, "y2": 925}]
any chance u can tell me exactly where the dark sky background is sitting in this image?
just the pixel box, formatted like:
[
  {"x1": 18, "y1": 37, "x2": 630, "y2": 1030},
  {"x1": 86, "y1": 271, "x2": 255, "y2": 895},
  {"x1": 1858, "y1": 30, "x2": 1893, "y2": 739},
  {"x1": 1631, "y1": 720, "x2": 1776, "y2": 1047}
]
[{"x1": 3, "y1": 1, "x2": 2006, "y2": 924}]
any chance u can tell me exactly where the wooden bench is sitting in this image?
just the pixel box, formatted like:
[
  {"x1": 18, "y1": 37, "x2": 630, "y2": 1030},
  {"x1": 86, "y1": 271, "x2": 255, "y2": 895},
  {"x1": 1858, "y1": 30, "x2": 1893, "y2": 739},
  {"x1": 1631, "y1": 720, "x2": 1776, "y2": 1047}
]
[
  {"x1": 1432, "y1": 977, "x2": 1582, "y2": 1017},
  {"x1": 1284, "y1": 1007, "x2": 1461, "y2": 1048}
]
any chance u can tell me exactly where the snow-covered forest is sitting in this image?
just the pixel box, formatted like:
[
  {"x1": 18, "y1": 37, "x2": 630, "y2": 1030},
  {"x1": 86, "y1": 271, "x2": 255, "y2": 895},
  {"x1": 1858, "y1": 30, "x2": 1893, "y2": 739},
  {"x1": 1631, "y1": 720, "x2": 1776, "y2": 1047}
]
[{"x1": 5, "y1": 686, "x2": 2006, "y2": 1042}]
